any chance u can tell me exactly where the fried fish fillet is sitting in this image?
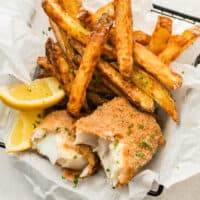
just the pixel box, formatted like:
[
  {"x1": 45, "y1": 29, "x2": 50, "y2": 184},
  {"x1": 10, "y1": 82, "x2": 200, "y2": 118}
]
[
  {"x1": 31, "y1": 110, "x2": 98, "y2": 179},
  {"x1": 75, "y1": 97, "x2": 165, "y2": 187}
]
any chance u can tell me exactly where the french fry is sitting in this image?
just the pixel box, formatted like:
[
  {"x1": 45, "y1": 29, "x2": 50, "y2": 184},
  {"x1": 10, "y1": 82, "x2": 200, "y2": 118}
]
[
  {"x1": 67, "y1": 14, "x2": 113, "y2": 116},
  {"x1": 97, "y1": 60, "x2": 154, "y2": 112},
  {"x1": 87, "y1": 92, "x2": 108, "y2": 106},
  {"x1": 60, "y1": 0, "x2": 82, "y2": 20},
  {"x1": 42, "y1": 0, "x2": 116, "y2": 60},
  {"x1": 132, "y1": 66, "x2": 179, "y2": 121},
  {"x1": 133, "y1": 42, "x2": 182, "y2": 90},
  {"x1": 69, "y1": 38, "x2": 154, "y2": 112},
  {"x1": 149, "y1": 16, "x2": 172, "y2": 55},
  {"x1": 159, "y1": 25, "x2": 200, "y2": 64},
  {"x1": 80, "y1": 2, "x2": 150, "y2": 46},
  {"x1": 46, "y1": 38, "x2": 73, "y2": 94},
  {"x1": 114, "y1": 0, "x2": 133, "y2": 78}
]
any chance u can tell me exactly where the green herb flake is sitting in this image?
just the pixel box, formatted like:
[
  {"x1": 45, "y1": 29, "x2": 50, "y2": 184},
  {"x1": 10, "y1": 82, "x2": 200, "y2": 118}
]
[
  {"x1": 27, "y1": 87, "x2": 32, "y2": 92},
  {"x1": 181, "y1": 71, "x2": 185, "y2": 75},
  {"x1": 127, "y1": 124, "x2": 134, "y2": 135},
  {"x1": 58, "y1": 85, "x2": 62, "y2": 90},
  {"x1": 116, "y1": 160, "x2": 119, "y2": 164},
  {"x1": 114, "y1": 139, "x2": 119, "y2": 149},
  {"x1": 48, "y1": 27, "x2": 52, "y2": 31},
  {"x1": 112, "y1": 186, "x2": 116, "y2": 189},
  {"x1": 95, "y1": 75, "x2": 102, "y2": 83},
  {"x1": 73, "y1": 175, "x2": 79, "y2": 188},
  {"x1": 139, "y1": 76, "x2": 144, "y2": 80},
  {"x1": 138, "y1": 124, "x2": 144, "y2": 129},
  {"x1": 35, "y1": 120, "x2": 40, "y2": 124},
  {"x1": 135, "y1": 151, "x2": 145, "y2": 158},
  {"x1": 61, "y1": 175, "x2": 66, "y2": 180},
  {"x1": 149, "y1": 134, "x2": 155, "y2": 141},
  {"x1": 106, "y1": 168, "x2": 110, "y2": 172},
  {"x1": 140, "y1": 140, "x2": 153, "y2": 151},
  {"x1": 55, "y1": 127, "x2": 61, "y2": 131},
  {"x1": 32, "y1": 123, "x2": 37, "y2": 129},
  {"x1": 64, "y1": 127, "x2": 73, "y2": 136},
  {"x1": 73, "y1": 155, "x2": 78, "y2": 160},
  {"x1": 37, "y1": 114, "x2": 42, "y2": 118},
  {"x1": 136, "y1": 107, "x2": 143, "y2": 112}
]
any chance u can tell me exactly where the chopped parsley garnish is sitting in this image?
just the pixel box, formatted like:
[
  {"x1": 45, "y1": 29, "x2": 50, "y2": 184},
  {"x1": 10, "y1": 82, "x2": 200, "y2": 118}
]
[
  {"x1": 32, "y1": 123, "x2": 37, "y2": 129},
  {"x1": 95, "y1": 75, "x2": 102, "y2": 83},
  {"x1": 181, "y1": 71, "x2": 185, "y2": 74},
  {"x1": 149, "y1": 134, "x2": 155, "y2": 141},
  {"x1": 73, "y1": 175, "x2": 79, "y2": 188},
  {"x1": 58, "y1": 85, "x2": 62, "y2": 90},
  {"x1": 140, "y1": 140, "x2": 152, "y2": 151},
  {"x1": 55, "y1": 127, "x2": 61, "y2": 131},
  {"x1": 64, "y1": 127, "x2": 73, "y2": 136},
  {"x1": 127, "y1": 124, "x2": 134, "y2": 135},
  {"x1": 135, "y1": 151, "x2": 145, "y2": 158},
  {"x1": 114, "y1": 139, "x2": 119, "y2": 149},
  {"x1": 27, "y1": 87, "x2": 32, "y2": 92},
  {"x1": 37, "y1": 114, "x2": 42, "y2": 118},
  {"x1": 61, "y1": 175, "x2": 66, "y2": 180},
  {"x1": 112, "y1": 186, "x2": 116, "y2": 189},
  {"x1": 116, "y1": 160, "x2": 119, "y2": 164},
  {"x1": 73, "y1": 155, "x2": 78, "y2": 160},
  {"x1": 138, "y1": 124, "x2": 144, "y2": 129},
  {"x1": 35, "y1": 120, "x2": 40, "y2": 124},
  {"x1": 139, "y1": 76, "x2": 144, "y2": 80},
  {"x1": 42, "y1": 30, "x2": 48, "y2": 36},
  {"x1": 106, "y1": 168, "x2": 110, "y2": 172},
  {"x1": 136, "y1": 107, "x2": 144, "y2": 112},
  {"x1": 48, "y1": 26, "x2": 52, "y2": 31}
]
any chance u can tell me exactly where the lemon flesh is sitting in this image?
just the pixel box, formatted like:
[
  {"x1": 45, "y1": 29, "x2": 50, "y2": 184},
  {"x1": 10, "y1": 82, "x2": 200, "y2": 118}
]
[
  {"x1": 6, "y1": 110, "x2": 44, "y2": 153},
  {"x1": 0, "y1": 77, "x2": 65, "y2": 111}
]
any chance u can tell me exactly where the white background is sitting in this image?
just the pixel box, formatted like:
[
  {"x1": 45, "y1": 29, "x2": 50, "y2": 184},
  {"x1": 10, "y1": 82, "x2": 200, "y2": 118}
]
[{"x1": 1, "y1": 0, "x2": 200, "y2": 200}]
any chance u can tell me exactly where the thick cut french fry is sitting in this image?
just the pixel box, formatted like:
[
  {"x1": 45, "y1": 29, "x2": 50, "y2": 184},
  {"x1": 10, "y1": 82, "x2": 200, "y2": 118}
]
[
  {"x1": 46, "y1": 38, "x2": 73, "y2": 94},
  {"x1": 133, "y1": 42, "x2": 182, "y2": 90},
  {"x1": 97, "y1": 60, "x2": 154, "y2": 112},
  {"x1": 159, "y1": 25, "x2": 200, "y2": 64},
  {"x1": 80, "y1": 2, "x2": 150, "y2": 46},
  {"x1": 87, "y1": 92, "x2": 108, "y2": 106},
  {"x1": 69, "y1": 38, "x2": 154, "y2": 112},
  {"x1": 114, "y1": 0, "x2": 133, "y2": 78},
  {"x1": 67, "y1": 14, "x2": 113, "y2": 116},
  {"x1": 149, "y1": 16, "x2": 172, "y2": 55},
  {"x1": 60, "y1": 0, "x2": 82, "y2": 20},
  {"x1": 49, "y1": 20, "x2": 77, "y2": 67},
  {"x1": 132, "y1": 66, "x2": 179, "y2": 121},
  {"x1": 42, "y1": 0, "x2": 116, "y2": 60}
]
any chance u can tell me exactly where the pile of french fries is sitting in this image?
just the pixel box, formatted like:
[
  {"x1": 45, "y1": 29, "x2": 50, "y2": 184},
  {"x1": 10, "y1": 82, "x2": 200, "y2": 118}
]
[{"x1": 37, "y1": 0, "x2": 200, "y2": 122}]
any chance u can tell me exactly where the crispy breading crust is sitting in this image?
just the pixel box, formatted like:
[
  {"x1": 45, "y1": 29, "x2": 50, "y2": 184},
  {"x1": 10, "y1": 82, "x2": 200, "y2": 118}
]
[
  {"x1": 75, "y1": 97, "x2": 165, "y2": 187},
  {"x1": 33, "y1": 110, "x2": 99, "y2": 180},
  {"x1": 67, "y1": 14, "x2": 113, "y2": 116},
  {"x1": 114, "y1": 0, "x2": 134, "y2": 78},
  {"x1": 149, "y1": 16, "x2": 172, "y2": 55}
]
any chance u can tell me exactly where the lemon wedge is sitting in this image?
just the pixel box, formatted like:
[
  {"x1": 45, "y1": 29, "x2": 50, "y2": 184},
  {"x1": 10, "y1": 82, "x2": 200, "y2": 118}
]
[
  {"x1": 0, "y1": 77, "x2": 65, "y2": 111},
  {"x1": 6, "y1": 110, "x2": 43, "y2": 153}
]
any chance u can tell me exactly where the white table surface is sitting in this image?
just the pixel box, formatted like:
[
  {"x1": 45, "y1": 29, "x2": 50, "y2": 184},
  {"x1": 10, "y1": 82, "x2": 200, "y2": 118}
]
[{"x1": 1, "y1": 1, "x2": 200, "y2": 200}]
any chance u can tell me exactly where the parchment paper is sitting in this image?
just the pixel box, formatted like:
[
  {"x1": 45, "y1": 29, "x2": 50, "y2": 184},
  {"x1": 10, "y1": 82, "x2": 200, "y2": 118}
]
[{"x1": 0, "y1": 0, "x2": 200, "y2": 200}]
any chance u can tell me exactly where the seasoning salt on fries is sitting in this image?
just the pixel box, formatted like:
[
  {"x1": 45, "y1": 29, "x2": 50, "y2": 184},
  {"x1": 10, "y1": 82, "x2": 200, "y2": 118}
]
[
  {"x1": 114, "y1": 0, "x2": 134, "y2": 78},
  {"x1": 149, "y1": 16, "x2": 172, "y2": 55},
  {"x1": 67, "y1": 14, "x2": 113, "y2": 116}
]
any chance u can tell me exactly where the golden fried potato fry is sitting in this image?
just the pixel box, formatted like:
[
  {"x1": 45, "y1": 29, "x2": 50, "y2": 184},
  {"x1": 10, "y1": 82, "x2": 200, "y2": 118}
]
[
  {"x1": 69, "y1": 38, "x2": 154, "y2": 112},
  {"x1": 42, "y1": 0, "x2": 116, "y2": 60},
  {"x1": 114, "y1": 0, "x2": 133, "y2": 78},
  {"x1": 46, "y1": 38, "x2": 73, "y2": 94},
  {"x1": 159, "y1": 25, "x2": 200, "y2": 64},
  {"x1": 80, "y1": 2, "x2": 150, "y2": 46},
  {"x1": 133, "y1": 42, "x2": 182, "y2": 90},
  {"x1": 97, "y1": 60, "x2": 154, "y2": 112},
  {"x1": 87, "y1": 92, "x2": 108, "y2": 106},
  {"x1": 60, "y1": 0, "x2": 82, "y2": 20},
  {"x1": 67, "y1": 14, "x2": 113, "y2": 116},
  {"x1": 132, "y1": 66, "x2": 179, "y2": 121},
  {"x1": 149, "y1": 16, "x2": 172, "y2": 55}
]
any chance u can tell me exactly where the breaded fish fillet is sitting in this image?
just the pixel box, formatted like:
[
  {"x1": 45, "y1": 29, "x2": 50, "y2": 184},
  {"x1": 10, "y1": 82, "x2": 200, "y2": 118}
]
[
  {"x1": 75, "y1": 97, "x2": 165, "y2": 187},
  {"x1": 31, "y1": 110, "x2": 98, "y2": 180}
]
